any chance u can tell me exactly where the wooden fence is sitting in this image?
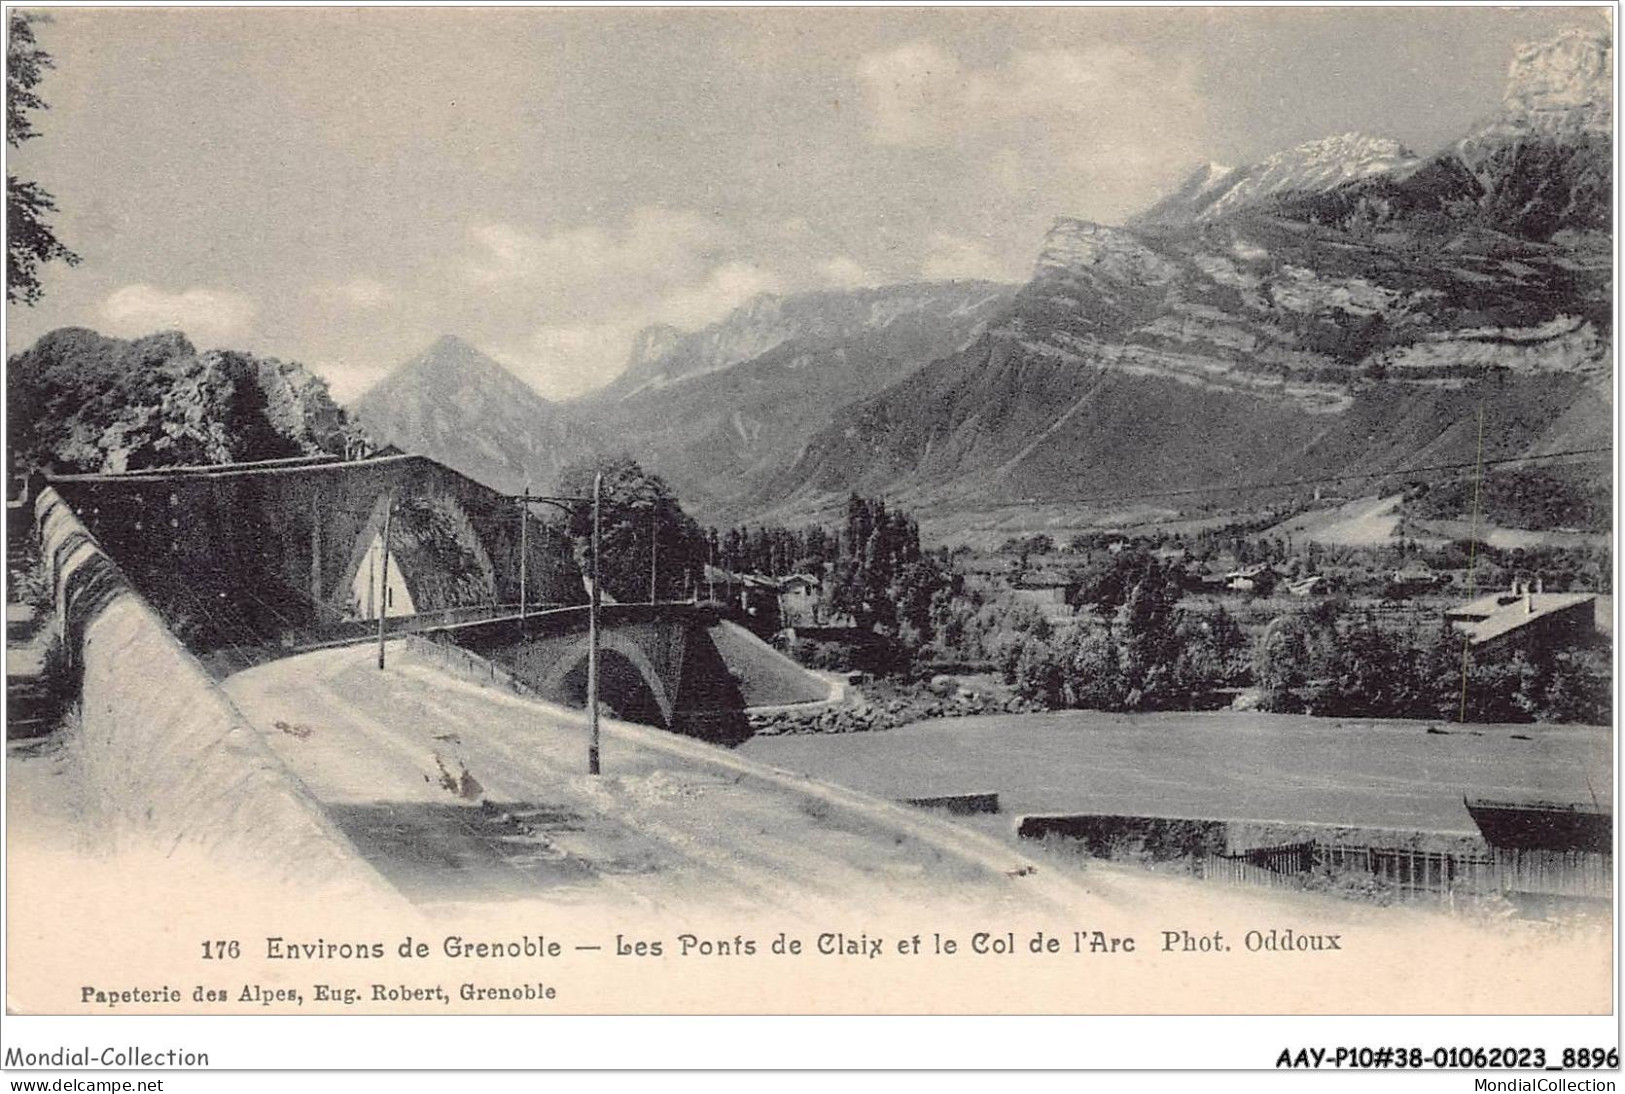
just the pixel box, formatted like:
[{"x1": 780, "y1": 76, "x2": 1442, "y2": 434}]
[{"x1": 1200, "y1": 840, "x2": 1611, "y2": 905}]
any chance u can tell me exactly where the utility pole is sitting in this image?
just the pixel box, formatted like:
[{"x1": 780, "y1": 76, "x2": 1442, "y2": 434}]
[
  {"x1": 588, "y1": 472, "x2": 602, "y2": 776},
  {"x1": 649, "y1": 500, "x2": 658, "y2": 604},
  {"x1": 376, "y1": 491, "x2": 394, "y2": 671},
  {"x1": 506, "y1": 485, "x2": 601, "y2": 774},
  {"x1": 310, "y1": 491, "x2": 322, "y2": 628},
  {"x1": 518, "y1": 485, "x2": 529, "y2": 621}
]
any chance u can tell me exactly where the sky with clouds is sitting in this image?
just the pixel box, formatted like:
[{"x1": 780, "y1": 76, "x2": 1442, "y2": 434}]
[{"x1": 4, "y1": 5, "x2": 1607, "y2": 402}]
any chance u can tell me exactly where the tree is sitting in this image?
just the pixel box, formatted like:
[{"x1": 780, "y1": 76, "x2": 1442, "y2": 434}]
[
  {"x1": 555, "y1": 455, "x2": 705, "y2": 604},
  {"x1": 1253, "y1": 615, "x2": 1314, "y2": 712},
  {"x1": 7, "y1": 11, "x2": 78, "y2": 305}
]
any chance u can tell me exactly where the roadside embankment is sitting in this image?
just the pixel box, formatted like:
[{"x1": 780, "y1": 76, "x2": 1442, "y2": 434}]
[
  {"x1": 30, "y1": 487, "x2": 389, "y2": 897},
  {"x1": 399, "y1": 633, "x2": 1082, "y2": 913}
]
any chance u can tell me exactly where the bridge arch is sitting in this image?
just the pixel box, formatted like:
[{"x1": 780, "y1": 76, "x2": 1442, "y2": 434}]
[
  {"x1": 535, "y1": 631, "x2": 676, "y2": 728},
  {"x1": 334, "y1": 489, "x2": 498, "y2": 620}
]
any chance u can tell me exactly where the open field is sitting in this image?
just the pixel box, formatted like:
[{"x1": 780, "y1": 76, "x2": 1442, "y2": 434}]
[
  {"x1": 1267, "y1": 494, "x2": 1403, "y2": 546},
  {"x1": 739, "y1": 709, "x2": 1612, "y2": 836}
]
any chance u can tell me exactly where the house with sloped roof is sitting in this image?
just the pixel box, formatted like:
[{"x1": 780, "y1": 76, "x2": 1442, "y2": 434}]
[
  {"x1": 778, "y1": 573, "x2": 824, "y2": 625},
  {"x1": 1446, "y1": 583, "x2": 1597, "y2": 654}
]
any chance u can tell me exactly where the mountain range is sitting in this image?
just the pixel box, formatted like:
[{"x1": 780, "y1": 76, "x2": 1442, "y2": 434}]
[
  {"x1": 347, "y1": 28, "x2": 1617, "y2": 534},
  {"x1": 13, "y1": 28, "x2": 1611, "y2": 542},
  {"x1": 752, "y1": 26, "x2": 1612, "y2": 531}
]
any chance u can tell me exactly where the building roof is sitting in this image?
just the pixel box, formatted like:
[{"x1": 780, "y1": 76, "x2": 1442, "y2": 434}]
[
  {"x1": 1016, "y1": 569, "x2": 1072, "y2": 588},
  {"x1": 1449, "y1": 592, "x2": 1596, "y2": 647},
  {"x1": 1446, "y1": 591, "x2": 1522, "y2": 620},
  {"x1": 703, "y1": 564, "x2": 779, "y2": 589}
]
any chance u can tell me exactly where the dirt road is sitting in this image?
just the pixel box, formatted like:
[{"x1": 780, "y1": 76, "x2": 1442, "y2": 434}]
[{"x1": 220, "y1": 641, "x2": 1068, "y2": 917}]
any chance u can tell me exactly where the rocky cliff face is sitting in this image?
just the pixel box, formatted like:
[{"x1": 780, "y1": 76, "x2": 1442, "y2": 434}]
[
  {"x1": 1500, "y1": 26, "x2": 1611, "y2": 133},
  {"x1": 624, "y1": 324, "x2": 684, "y2": 378},
  {"x1": 753, "y1": 28, "x2": 1611, "y2": 526},
  {"x1": 7, "y1": 327, "x2": 359, "y2": 475}
]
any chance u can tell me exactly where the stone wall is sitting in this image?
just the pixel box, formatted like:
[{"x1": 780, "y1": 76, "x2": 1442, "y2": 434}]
[{"x1": 36, "y1": 487, "x2": 387, "y2": 894}]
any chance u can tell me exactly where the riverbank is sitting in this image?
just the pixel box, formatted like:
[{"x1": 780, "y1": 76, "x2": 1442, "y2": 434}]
[{"x1": 739, "y1": 707, "x2": 1611, "y2": 837}]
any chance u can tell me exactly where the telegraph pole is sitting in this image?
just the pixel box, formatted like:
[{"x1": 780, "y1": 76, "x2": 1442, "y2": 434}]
[
  {"x1": 588, "y1": 472, "x2": 602, "y2": 776},
  {"x1": 518, "y1": 485, "x2": 529, "y2": 621},
  {"x1": 505, "y1": 484, "x2": 602, "y2": 775},
  {"x1": 376, "y1": 491, "x2": 394, "y2": 671},
  {"x1": 649, "y1": 500, "x2": 658, "y2": 604}
]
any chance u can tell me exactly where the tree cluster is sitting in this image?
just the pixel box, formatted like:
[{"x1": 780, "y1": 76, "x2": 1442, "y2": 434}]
[
  {"x1": 1252, "y1": 601, "x2": 1610, "y2": 724},
  {"x1": 556, "y1": 455, "x2": 708, "y2": 605},
  {"x1": 8, "y1": 328, "x2": 359, "y2": 476},
  {"x1": 1001, "y1": 556, "x2": 1242, "y2": 712},
  {"x1": 1404, "y1": 468, "x2": 1609, "y2": 534},
  {"x1": 7, "y1": 11, "x2": 78, "y2": 305},
  {"x1": 708, "y1": 523, "x2": 838, "y2": 578}
]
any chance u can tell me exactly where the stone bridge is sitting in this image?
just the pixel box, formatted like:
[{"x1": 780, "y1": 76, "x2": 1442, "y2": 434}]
[
  {"x1": 46, "y1": 453, "x2": 584, "y2": 653},
  {"x1": 39, "y1": 454, "x2": 799, "y2": 745},
  {"x1": 420, "y1": 603, "x2": 752, "y2": 745}
]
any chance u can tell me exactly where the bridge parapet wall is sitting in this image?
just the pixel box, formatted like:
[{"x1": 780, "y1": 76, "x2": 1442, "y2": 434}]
[{"x1": 34, "y1": 487, "x2": 387, "y2": 894}]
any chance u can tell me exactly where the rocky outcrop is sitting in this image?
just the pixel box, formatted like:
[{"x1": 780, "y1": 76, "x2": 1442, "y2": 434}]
[
  {"x1": 624, "y1": 323, "x2": 684, "y2": 376},
  {"x1": 1273, "y1": 28, "x2": 1612, "y2": 241},
  {"x1": 1499, "y1": 26, "x2": 1611, "y2": 133},
  {"x1": 7, "y1": 327, "x2": 359, "y2": 475},
  {"x1": 1136, "y1": 134, "x2": 1420, "y2": 227},
  {"x1": 1035, "y1": 219, "x2": 1183, "y2": 286}
]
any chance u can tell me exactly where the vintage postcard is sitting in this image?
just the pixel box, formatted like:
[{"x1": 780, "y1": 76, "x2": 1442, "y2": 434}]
[{"x1": 1, "y1": 2, "x2": 1617, "y2": 1077}]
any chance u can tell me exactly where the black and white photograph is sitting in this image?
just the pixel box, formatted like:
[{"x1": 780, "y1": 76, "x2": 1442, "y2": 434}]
[{"x1": 0, "y1": 2, "x2": 1617, "y2": 1079}]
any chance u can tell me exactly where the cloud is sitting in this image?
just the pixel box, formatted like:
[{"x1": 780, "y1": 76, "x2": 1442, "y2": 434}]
[
  {"x1": 818, "y1": 255, "x2": 879, "y2": 289},
  {"x1": 456, "y1": 208, "x2": 802, "y2": 396},
  {"x1": 919, "y1": 231, "x2": 1016, "y2": 282},
  {"x1": 318, "y1": 361, "x2": 394, "y2": 405},
  {"x1": 857, "y1": 40, "x2": 964, "y2": 147},
  {"x1": 100, "y1": 284, "x2": 257, "y2": 345},
  {"x1": 326, "y1": 276, "x2": 396, "y2": 309},
  {"x1": 859, "y1": 40, "x2": 1204, "y2": 147},
  {"x1": 521, "y1": 324, "x2": 640, "y2": 399},
  {"x1": 856, "y1": 40, "x2": 1209, "y2": 219},
  {"x1": 495, "y1": 260, "x2": 786, "y2": 399},
  {"x1": 648, "y1": 260, "x2": 783, "y2": 329},
  {"x1": 462, "y1": 205, "x2": 732, "y2": 308}
]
